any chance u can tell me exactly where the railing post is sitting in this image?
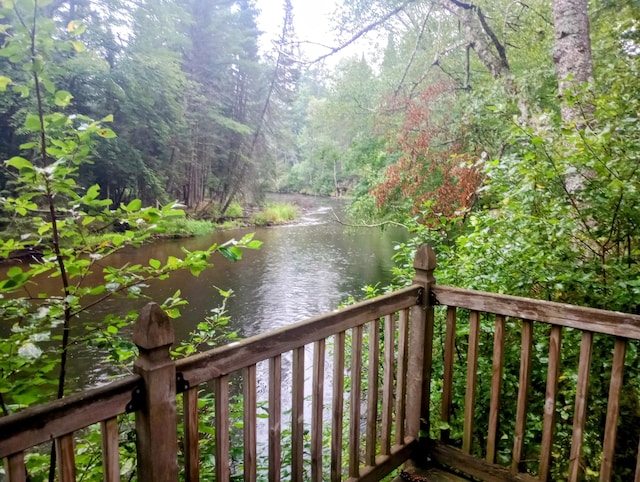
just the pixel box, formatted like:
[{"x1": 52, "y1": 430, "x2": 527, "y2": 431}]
[
  {"x1": 406, "y1": 244, "x2": 437, "y2": 446},
  {"x1": 133, "y1": 302, "x2": 179, "y2": 482}
]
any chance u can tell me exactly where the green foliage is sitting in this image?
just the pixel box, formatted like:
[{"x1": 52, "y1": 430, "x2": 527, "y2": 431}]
[{"x1": 250, "y1": 202, "x2": 299, "y2": 226}]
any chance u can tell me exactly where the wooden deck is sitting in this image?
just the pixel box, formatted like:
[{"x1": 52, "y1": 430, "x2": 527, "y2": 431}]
[{"x1": 2, "y1": 244, "x2": 640, "y2": 481}]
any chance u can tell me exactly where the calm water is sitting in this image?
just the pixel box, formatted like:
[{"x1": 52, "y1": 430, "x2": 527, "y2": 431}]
[{"x1": 57, "y1": 194, "x2": 408, "y2": 385}]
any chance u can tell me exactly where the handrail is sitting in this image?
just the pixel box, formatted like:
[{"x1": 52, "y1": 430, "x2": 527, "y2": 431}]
[
  {"x1": 433, "y1": 285, "x2": 640, "y2": 339},
  {"x1": 176, "y1": 284, "x2": 422, "y2": 388},
  {"x1": 0, "y1": 374, "x2": 141, "y2": 458}
]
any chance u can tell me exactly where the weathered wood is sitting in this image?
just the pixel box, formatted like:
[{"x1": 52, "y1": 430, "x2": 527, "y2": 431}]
[
  {"x1": 395, "y1": 309, "x2": 409, "y2": 445},
  {"x1": 600, "y1": 338, "x2": 627, "y2": 481},
  {"x1": 56, "y1": 433, "x2": 76, "y2": 482},
  {"x1": 539, "y1": 325, "x2": 562, "y2": 481},
  {"x1": 406, "y1": 244, "x2": 437, "y2": 440},
  {"x1": 101, "y1": 417, "x2": 120, "y2": 482},
  {"x1": 177, "y1": 286, "x2": 421, "y2": 387},
  {"x1": 5, "y1": 451, "x2": 26, "y2": 482},
  {"x1": 332, "y1": 331, "x2": 346, "y2": 481},
  {"x1": 292, "y1": 346, "x2": 305, "y2": 481},
  {"x1": 349, "y1": 324, "x2": 364, "y2": 478},
  {"x1": 635, "y1": 437, "x2": 640, "y2": 482},
  {"x1": 381, "y1": 314, "x2": 395, "y2": 455},
  {"x1": 133, "y1": 302, "x2": 178, "y2": 482},
  {"x1": 433, "y1": 286, "x2": 640, "y2": 339},
  {"x1": 568, "y1": 330, "x2": 593, "y2": 482},
  {"x1": 311, "y1": 339, "x2": 325, "y2": 482},
  {"x1": 463, "y1": 311, "x2": 480, "y2": 455},
  {"x1": 183, "y1": 387, "x2": 199, "y2": 482},
  {"x1": 345, "y1": 438, "x2": 418, "y2": 482},
  {"x1": 214, "y1": 375, "x2": 230, "y2": 482},
  {"x1": 512, "y1": 319, "x2": 533, "y2": 471},
  {"x1": 0, "y1": 375, "x2": 139, "y2": 458},
  {"x1": 486, "y1": 314, "x2": 505, "y2": 464},
  {"x1": 268, "y1": 355, "x2": 282, "y2": 482},
  {"x1": 366, "y1": 319, "x2": 380, "y2": 466},
  {"x1": 394, "y1": 466, "x2": 471, "y2": 482},
  {"x1": 441, "y1": 306, "x2": 457, "y2": 442},
  {"x1": 243, "y1": 364, "x2": 257, "y2": 482},
  {"x1": 427, "y1": 439, "x2": 539, "y2": 482}
]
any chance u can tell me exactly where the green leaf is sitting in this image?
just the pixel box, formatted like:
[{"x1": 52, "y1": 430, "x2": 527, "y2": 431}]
[
  {"x1": 6, "y1": 156, "x2": 34, "y2": 171},
  {"x1": 12, "y1": 84, "x2": 29, "y2": 98},
  {"x1": 0, "y1": 75, "x2": 11, "y2": 91},
  {"x1": 19, "y1": 141, "x2": 36, "y2": 150},
  {"x1": 42, "y1": 78, "x2": 55, "y2": 94},
  {"x1": 24, "y1": 114, "x2": 42, "y2": 131},
  {"x1": 96, "y1": 128, "x2": 116, "y2": 138},
  {"x1": 71, "y1": 41, "x2": 85, "y2": 52},
  {"x1": 126, "y1": 199, "x2": 142, "y2": 211},
  {"x1": 54, "y1": 90, "x2": 73, "y2": 107},
  {"x1": 219, "y1": 246, "x2": 240, "y2": 262},
  {"x1": 149, "y1": 259, "x2": 161, "y2": 269}
]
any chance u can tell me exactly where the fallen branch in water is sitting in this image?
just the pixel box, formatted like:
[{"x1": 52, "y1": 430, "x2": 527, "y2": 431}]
[{"x1": 330, "y1": 209, "x2": 409, "y2": 230}]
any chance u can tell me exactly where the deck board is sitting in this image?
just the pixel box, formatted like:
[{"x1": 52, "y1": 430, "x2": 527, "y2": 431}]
[{"x1": 392, "y1": 466, "x2": 471, "y2": 482}]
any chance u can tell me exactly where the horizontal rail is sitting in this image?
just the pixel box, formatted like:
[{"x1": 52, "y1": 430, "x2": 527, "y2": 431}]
[
  {"x1": 433, "y1": 285, "x2": 640, "y2": 339},
  {"x1": 0, "y1": 375, "x2": 141, "y2": 458},
  {"x1": 176, "y1": 284, "x2": 422, "y2": 388}
]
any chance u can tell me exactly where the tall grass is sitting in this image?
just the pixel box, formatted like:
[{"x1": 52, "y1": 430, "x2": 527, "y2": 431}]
[{"x1": 250, "y1": 202, "x2": 299, "y2": 226}]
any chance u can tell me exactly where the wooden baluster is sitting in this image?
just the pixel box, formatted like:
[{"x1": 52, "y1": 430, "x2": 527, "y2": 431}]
[
  {"x1": 269, "y1": 355, "x2": 282, "y2": 482},
  {"x1": 441, "y1": 306, "x2": 457, "y2": 443},
  {"x1": 463, "y1": 310, "x2": 480, "y2": 455},
  {"x1": 244, "y1": 364, "x2": 257, "y2": 482},
  {"x1": 486, "y1": 314, "x2": 505, "y2": 464},
  {"x1": 331, "y1": 331, "x2": 346, "y2": 480},
  {"x1": 600, "y1": 338, "x2": 626, "y2": 481},
  {"x1": 349, "y1": 324, "x2": 364, "y2": 478},
  {"x1": 381, "y1": 314, "x2": 395, "y2": 455},
  {"x1": 133, "y1": 302, "x2": 178, "y2": 482},
  {"x1": 183, "y1": 387, "x2": 200, "y2": 482},
  {"x1": 56, "y1": 434, "x2": 76, "y2": 482},
  {"x1": 512, "y1": 319, "x2": 533, "y2": 471},
  {"x1": 366, "y1": 319, "x2": 380, "y2": 466},
  {"x1": 539, "y1": 325, "x2": 563, "y2": 481},
  {"x1": 292, "y1": 346, "x2": 305, "y2": 481},
  {"x1": 214, "y1": 375, "x2": 230, "y2": 482},
  {"x1": 311, "y1": 339, "x2": 326, "y2": 482},
  {"x1": 394, "y1": 309, "x2": 409, "y2": 446},
  {"x1": 635, "y1": 436, "x2": 640, "y2": 482},
  {"x1": 406, "y1": 244, "x2": 437, "y2": 441},
  {"x1": 568, "y1": 331, "x2": 593, "y2": 482},
  {"x1": 5, "y1": 451, "x2": 27, "y2": 482},
  {"x1": 101, "y1": 417, "x2": 120, "y2": 482}
]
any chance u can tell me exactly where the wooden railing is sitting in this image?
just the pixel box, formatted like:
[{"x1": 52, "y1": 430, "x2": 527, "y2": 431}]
[
  {"x1": 422, "y1": 285, "x2": 640, "y2": 482},
  {"x1": 2, "y1": 244, "x2": 639, "y2": 481},
  {"x1": 0, "y1": 245, "x2": 436, "y2": 482}
]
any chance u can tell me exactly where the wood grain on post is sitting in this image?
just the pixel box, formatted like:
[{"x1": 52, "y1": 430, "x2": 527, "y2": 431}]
[
  {"x1": 463, "y1": 310, "x2": 480, "y2": 455},
  {"x1": 600, "y1": 338, "x2": 627, "y2": 481},
  {"x1": 101, "y1": 417, "x2": 120, "y2": 482},
  {"x1": 349, "y1": 324, "x2": 364, "y2": 478},
  {"x1": 406, "y1": 244, "x2": 437, "y2": 441},
  {"x1": 311, "y1": 339, "x2": 325, "y2": 482},
  {"x1": 486, "y1": 314, "x2": 505, "y2": 463},
  {"x1": 441, "y1": 306, "x2": 457, "y2": 443},
  {"x1": 292, "y1": 346, "x2": 305, "y2": 481},
  {"x1": 268, "y1": 355, "x2": 282, "y2": 482},
  {"x1": 133, "y1": 302, "x2": 179, "y2": 482},
  {"x1": 512, "y1": 319, "x2": 533, "y2": 472},
  {"x1": 55, "y1": 433, "x2": 76, "y2": 482},
  {"x1": 331, "y1": 331, "x2": 346, "y2": 481},
  {"x1": 381, "y1": 314, "x2": 395, "y2": 454},
  {"x1": 395, "y1": 309, "x2": 409, "y2": 445},
  {"x1": 243, "y1": 364, "x2": 257, "y2": 482},
  {"x1": 568, "y1": 331, "x2": 593, "y2": 482},
  {"x1": 5, "y1": 451, "x2": 26, "y2": 482},
  {"x1": 183, "y1": 387, "x2": 200, "y2": 482},
  {"x1": 539, "y1": 325, "x2": 562, "y2": 481},
  {"x1": 366, "y1": 319, "x2": 380, "y2": 466}
]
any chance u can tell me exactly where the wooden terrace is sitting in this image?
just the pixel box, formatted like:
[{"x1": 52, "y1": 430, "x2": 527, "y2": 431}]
[{"x1": 1, "y1": 244, "x2": 640, "y2": 481}]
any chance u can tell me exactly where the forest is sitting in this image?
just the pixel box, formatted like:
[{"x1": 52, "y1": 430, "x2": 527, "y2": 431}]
[{"x1": 1, "y1": 0, "x2": 640, "y2": 479}]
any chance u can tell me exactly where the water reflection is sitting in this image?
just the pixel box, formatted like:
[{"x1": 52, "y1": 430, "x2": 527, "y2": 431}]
[{"x1": 2, "y1": 195, "x2": 409, "y2": 386}]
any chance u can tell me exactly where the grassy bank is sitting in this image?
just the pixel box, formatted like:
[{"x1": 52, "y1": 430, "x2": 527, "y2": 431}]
[{"x1": 250, "y1": 202, "x2": 299, "y2": 226}]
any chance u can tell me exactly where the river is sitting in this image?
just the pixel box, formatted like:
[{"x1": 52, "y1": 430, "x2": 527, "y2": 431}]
[{"x1": 61, "y1": 194, "x2": 408, "y2": 385}]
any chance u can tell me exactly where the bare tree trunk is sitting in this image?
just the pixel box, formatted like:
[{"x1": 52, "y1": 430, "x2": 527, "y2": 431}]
[{"x1": 552, "y1": 0, "x2": 594, "y2": 122}]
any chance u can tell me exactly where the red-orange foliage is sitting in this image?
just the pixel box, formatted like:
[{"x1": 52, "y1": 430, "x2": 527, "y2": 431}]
[{"x1": 373, "y1": 83, "x2": 484, "y2": 224}]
